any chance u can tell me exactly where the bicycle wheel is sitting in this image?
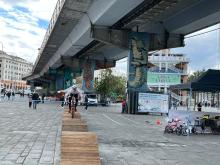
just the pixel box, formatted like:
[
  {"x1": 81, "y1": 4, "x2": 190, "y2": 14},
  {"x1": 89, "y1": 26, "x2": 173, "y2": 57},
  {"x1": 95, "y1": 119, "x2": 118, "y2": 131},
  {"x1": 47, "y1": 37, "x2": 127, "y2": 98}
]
[{"x1": 71, "y1": 107, "x2": 75, "y2": 118}]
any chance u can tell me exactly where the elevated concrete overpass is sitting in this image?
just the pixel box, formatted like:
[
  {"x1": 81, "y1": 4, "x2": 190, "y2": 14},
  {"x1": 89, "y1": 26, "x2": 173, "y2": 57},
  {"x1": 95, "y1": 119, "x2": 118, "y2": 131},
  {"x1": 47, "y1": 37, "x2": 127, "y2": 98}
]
[
  {"x1": 26, "y1": 0, "x2": 220, "y2": 81},
  {"x1": 24, "y1": 0, "x2": 220, "y2": 103}
]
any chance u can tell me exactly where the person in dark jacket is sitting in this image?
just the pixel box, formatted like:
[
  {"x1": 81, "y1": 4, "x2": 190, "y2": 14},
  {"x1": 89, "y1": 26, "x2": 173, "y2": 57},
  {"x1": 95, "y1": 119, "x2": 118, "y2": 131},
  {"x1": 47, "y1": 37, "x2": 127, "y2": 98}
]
[
  {"x1": 197, "y1": 102, "x2": 202, "y2": 112},
  {"x1": 41, "y1": 93, "x2": 45, "y2": 103},
  {"x1": 85, "y1": 95, "x2": 88, "y2": 110},
  {"x1": 32, "y1": 92, "x2": 39, "y2": 109}
]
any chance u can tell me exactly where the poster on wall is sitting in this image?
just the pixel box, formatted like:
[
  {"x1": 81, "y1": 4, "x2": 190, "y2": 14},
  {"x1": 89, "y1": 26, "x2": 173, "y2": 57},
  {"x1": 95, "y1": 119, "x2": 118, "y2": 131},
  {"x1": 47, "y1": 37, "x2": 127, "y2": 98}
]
[{"x1": 138, "y1": 93, "x2": 169, "y2": 113}]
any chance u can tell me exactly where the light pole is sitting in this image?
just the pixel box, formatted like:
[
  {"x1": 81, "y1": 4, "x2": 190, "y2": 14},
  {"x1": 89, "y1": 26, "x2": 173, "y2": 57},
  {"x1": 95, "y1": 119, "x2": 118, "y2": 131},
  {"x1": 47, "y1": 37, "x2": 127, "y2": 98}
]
[{"x1": 0, "y1": 42, "x2": 3, "y2": 100}]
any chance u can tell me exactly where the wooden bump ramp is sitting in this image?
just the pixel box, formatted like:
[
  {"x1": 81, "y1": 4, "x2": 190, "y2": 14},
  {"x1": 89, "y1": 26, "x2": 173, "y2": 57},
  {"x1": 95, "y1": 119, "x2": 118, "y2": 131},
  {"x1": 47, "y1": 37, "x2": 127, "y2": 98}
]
[{"x1": 61, "y1": 108, "x2": 101, "y2": 165}]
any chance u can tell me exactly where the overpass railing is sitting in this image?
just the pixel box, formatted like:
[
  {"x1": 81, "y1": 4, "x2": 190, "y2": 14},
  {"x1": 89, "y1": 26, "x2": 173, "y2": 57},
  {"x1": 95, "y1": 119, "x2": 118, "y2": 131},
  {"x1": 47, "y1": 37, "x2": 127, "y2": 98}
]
[{"x1": 33, "y1": 0, "x2": 65, "y2": 70}]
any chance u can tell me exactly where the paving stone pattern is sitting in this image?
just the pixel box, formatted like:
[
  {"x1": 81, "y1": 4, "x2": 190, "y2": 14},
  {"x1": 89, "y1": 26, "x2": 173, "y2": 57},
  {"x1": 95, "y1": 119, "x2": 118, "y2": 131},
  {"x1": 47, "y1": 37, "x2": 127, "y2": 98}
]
[{"x1": 0, "y1": 100, "x2": 63, "y2": 165}]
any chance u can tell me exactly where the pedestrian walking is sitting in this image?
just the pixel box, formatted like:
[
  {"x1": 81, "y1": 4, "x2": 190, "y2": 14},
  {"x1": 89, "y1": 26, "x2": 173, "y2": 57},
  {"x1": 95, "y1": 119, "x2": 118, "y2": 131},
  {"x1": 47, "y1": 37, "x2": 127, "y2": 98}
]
[
  {"x1": 85, "y1": 94, "x2": 88, "y2": 110},
  {"x1": 197, "y1": 102, "x2": 202, "y2": 112},
  {"x1": 28, "y1": 93, "x2": 32, "y2": 108},
  {"x1": 6, "y1": 91, "x2": 11, "y2": 100},
  {"x1": 12, "y1": 91, "x2": 15, "y2": 101},
  {"x1": 60, "y1": 93, "x2": 65, "y2": 108},
  {"x1": 32, "y1": 92, "x2": 39, "y2": 109},
  {"x1": 41, "y1": 93, "x2": 45, "y2": 103}
]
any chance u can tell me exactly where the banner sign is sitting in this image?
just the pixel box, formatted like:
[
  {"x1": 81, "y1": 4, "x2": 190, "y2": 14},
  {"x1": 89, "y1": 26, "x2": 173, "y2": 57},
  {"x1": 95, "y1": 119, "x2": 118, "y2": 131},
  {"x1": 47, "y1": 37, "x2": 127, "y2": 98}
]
[
  {"x1": 127, "y1": 32, "x2": 150, "y2": 92},
  {"x1": 147, "y1": 72, "x2": 181, "y2": 85},
  {"x1": 138, "y1": 92, "x2": 169, "y2": 113}
]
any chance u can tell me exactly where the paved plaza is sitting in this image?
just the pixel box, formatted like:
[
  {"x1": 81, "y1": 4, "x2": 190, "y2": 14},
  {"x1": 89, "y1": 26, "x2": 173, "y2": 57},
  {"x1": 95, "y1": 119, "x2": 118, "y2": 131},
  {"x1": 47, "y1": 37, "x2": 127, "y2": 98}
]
[
  {"x1": 0, "y1": 98, "x2": 63, "y2": 165},
  {"x1": 1, "y1": 98, "x2": 220, "y2": 165}
]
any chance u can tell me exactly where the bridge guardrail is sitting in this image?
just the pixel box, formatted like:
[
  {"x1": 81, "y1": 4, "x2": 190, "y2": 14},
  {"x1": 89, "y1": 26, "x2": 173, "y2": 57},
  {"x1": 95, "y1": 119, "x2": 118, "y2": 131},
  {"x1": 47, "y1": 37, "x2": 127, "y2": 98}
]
[{"x1": 34, "y1": 0, "x2": 65, "y2": 70}]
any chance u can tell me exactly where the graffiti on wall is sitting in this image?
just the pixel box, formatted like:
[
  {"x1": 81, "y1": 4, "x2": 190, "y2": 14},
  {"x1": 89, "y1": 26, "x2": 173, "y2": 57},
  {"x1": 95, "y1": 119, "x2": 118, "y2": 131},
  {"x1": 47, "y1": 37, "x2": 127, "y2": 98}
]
[
  {"x1": 82, "y1": 61, "x2": 95, "y2": 92},
  {"x1": 128, "y1": 32, "x2": 150, "y2": 92}
]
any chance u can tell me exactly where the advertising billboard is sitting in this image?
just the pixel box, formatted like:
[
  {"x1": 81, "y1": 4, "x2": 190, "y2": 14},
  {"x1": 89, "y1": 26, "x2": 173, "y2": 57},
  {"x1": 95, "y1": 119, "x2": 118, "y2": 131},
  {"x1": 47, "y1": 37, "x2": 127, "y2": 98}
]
[
  {"x1": 147, "y1": 72, "x2": 180, "y2": 85},
  {"x1": 138, "y1": 93, "x2": 169, "y2": 113}
]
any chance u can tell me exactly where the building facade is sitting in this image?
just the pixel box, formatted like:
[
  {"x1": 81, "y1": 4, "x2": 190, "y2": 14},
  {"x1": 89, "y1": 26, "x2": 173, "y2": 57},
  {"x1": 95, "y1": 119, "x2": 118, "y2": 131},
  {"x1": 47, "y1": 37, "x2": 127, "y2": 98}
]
[
  {"x1": 147, "y1": 49, "x2": 189, "y2": 94},
  {"x1": 0, "y1": 51, "x2": 33, "y2": 91}
]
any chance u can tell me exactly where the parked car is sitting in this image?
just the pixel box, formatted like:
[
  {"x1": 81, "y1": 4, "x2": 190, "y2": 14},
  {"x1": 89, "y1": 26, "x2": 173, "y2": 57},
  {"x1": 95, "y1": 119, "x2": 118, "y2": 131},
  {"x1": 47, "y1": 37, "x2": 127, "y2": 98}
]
[{"x1": 80, "y1": 94, "x2": 98, "y2": 106}]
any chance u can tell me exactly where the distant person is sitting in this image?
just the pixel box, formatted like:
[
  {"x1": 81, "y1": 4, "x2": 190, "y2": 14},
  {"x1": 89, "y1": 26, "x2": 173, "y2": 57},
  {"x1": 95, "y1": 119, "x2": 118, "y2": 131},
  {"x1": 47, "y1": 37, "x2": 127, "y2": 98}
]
[
  {"x1": 6, "y1": 91, "x2": 11, "y2": 100},
  {"x1": 12, "y1": 91, "x2": 15, "y2": 100},
  {"x1": 28, "y1": 94, "x2": 32, "y2": 108},
  {"x1": 197, "y1": 102, "x2": 202, "y2": 112},
  {"x1": 32, "y1": 92, "x2": 39, "y2": 109},
  {"x1": 60, "y1": 93, "x2": 65, "y2": 108},
  {"x1": 84, "y1": 95, "x2": 88, "y2": 110},
  {"x1": 121, "y1": 99, "x2": 126, "y2": 113},
  {"x1": 42, "y1": 93, "x2": 45, "y2": 103}
]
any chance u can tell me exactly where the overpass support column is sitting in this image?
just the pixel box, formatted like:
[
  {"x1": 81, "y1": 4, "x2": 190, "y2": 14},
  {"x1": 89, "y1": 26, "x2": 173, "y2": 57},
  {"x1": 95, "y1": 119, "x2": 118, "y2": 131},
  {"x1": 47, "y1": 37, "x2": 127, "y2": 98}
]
[
  {"x1": 29, "y1": 81, "x2": 35, "y2": 91},
  {"x1": 55, "y1": 75, "x2": 64, "y2": 91},
  {"x1": 127, "y1": 32, "x2": 150, "y2": 114},
  {"x1": 82, "y1": 60, "x2": 95, "y2": 93}
]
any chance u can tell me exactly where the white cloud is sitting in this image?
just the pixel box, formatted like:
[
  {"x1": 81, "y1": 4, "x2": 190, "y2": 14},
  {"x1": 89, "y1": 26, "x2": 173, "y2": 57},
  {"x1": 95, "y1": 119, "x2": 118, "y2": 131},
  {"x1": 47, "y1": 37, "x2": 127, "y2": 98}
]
[
  {"x1": 171, "y1": 23, "x2": 220, "y2": 73},
  {"x1": 0, "y1": 0, "x2": 57, "y2": 63}
]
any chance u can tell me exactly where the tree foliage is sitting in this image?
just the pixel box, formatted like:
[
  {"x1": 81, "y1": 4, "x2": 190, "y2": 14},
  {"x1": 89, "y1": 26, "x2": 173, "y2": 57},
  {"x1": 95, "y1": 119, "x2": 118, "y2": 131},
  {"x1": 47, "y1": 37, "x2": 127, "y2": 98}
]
[
  {"x1": 187, "y1": 69, "x2": 206, "y2": 82},
  {"x1": 94, "y1": 69, "x2": 127, "y2": 98}
]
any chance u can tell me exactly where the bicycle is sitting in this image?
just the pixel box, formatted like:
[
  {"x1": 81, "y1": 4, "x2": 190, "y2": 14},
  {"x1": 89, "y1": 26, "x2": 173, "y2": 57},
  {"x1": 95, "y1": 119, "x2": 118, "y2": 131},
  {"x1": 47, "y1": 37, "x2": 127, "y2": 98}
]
[{"x1": 71, "y1": 100, "x2": 76, "y2": 118}]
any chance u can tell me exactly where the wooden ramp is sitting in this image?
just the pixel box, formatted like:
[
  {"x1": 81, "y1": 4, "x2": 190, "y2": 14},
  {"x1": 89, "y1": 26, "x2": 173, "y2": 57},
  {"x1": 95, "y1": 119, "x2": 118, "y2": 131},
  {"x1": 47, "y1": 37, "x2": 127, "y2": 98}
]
[
  {"x1": 62, "y1": 119, "x2": 88, "y2": 132},
  {"x1": 61, "y1": 108, "x2": 101, "y2": 165},
  {"x1": 61, "y1": 132, "x2": 101, "y2": 165}
]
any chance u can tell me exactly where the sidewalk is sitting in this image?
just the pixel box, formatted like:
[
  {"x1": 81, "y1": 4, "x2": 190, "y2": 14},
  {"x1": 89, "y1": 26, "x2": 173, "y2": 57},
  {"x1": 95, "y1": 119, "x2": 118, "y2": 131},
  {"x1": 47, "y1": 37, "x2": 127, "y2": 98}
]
[{"x1": 0, "y1": 101, "x2": 63, "y2": 165}]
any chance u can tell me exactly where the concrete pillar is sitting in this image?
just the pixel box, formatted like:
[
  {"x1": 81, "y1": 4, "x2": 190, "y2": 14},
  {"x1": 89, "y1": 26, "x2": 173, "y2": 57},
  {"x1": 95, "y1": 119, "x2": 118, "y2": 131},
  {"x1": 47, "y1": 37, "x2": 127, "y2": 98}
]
[
  {"x1": 82, "y1": 60, "x2": 95, "y2": 93},
  {"x1": 127, "y1": 32, "x2": 150, "y2": 114},
  {"x1": 55, "y1": 75, "x2": 64, "y2": 91},
  {"x1": 29, "y1": 81, "x2": 35, "y2": 91},
  {"x1": 64, "y1": 68, "x2": 73, "y2": 89}
]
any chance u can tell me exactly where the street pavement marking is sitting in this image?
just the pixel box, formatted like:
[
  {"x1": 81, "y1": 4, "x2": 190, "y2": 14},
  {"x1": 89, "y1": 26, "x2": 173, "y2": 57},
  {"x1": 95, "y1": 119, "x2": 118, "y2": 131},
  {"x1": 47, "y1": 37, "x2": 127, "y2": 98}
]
[
  {"x1": 102, "y1": 114, "x2": 121, "y2": 125},
  {"x1": 118, "y1": 115, "x2": 139, "y2": 125}
]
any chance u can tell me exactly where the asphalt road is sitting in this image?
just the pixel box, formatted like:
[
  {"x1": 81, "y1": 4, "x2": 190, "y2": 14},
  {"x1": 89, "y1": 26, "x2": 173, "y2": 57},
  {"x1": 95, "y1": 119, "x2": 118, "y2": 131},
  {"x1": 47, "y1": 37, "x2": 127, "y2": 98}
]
[{"x1": 79, "y1": 104, "x2": 220, "y2": 165}]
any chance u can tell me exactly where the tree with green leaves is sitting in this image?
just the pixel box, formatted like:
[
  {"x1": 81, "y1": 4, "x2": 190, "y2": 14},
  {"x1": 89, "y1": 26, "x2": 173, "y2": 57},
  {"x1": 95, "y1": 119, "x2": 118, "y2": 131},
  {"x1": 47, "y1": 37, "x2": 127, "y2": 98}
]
[
  {"x1": 94, "y1": 69, "x2": 127, "y2": 99},
  {"x1": 187, "y1": 69, "x2": 206, "y2": 82}
]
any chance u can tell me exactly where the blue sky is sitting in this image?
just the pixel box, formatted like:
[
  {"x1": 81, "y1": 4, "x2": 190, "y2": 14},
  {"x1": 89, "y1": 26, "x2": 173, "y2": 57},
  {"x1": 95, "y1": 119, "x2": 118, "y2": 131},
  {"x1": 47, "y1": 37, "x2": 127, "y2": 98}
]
[{"x1": 0, "y1": 0, "x2": 220, "y2": 75}]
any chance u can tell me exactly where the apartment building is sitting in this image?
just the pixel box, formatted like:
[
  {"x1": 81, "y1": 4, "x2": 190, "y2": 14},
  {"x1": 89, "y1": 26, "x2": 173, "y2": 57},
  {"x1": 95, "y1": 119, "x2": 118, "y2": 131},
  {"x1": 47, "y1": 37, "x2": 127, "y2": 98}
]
[
  {"x1": 0, "y1": 51, "x2": 33, "y2": 91},
  {"x1": 147, "y1": 49, "x2": 189, "y2": 94}
]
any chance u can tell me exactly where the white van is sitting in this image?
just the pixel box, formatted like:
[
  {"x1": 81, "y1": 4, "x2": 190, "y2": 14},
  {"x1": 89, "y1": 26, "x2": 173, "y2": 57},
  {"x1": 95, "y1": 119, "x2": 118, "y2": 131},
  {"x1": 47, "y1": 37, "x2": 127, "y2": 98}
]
[{"x1": 80, "y1": 94, "x2": 98, "y2": 106}]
